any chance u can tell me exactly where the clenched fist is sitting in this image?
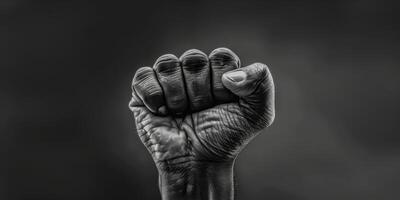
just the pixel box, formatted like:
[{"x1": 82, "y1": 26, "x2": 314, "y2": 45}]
[{"x1": 129, "y1": 48, "x2": 275, "y2": 200}]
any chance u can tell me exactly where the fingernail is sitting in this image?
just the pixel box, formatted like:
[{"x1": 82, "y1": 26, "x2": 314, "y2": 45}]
[
  {"x1": 224, "y1": 71, "x2": 246, "y2": 82},
  {"x1": 158, "y1": 106, "x2": 167, "y2": 115}
]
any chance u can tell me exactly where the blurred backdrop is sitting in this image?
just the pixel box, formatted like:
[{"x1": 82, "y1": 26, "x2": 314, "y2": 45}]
[{"x1": 2, "y1": 0, "x2": 400, "y2": 199}]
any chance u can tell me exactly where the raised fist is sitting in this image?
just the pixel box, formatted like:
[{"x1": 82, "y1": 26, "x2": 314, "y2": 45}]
[{"x1": 129, "y1": 48, "x2": 275, "y2": 199}]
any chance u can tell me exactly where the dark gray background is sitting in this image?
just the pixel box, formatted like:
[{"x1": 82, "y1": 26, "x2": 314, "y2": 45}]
[{"x1": 2, "y1": 0, "x2": 400, "y2": 199}]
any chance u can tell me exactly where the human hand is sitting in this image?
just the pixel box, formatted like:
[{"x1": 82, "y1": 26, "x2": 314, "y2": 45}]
[{"x1": 129, "y1": 48, "x2": 275, "y2": 200}]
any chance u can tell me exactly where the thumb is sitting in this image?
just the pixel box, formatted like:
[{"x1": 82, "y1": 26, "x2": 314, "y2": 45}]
[{"x1": 222, "y1": 63, "x2": 275, "y2": 127}]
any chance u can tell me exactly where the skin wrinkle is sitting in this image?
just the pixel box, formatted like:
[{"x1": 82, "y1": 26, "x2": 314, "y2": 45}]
[
  {"x1": 156, "y1": 63, "x2": 180, "y2": 74},
  {"x1": 210, "y1": 55, "x2": 239, "y2": 103},
  {"x1": 208, "y1": 52, "x2": 215, "y2": 104},
  {"x1": 135, "y1": 108, "x2": 195, "y2": 172},
  {"x1": 198, "y1": 109, "x2": 237, "y2": 158},
  {"x1": 158, "y1": 154, "x2": 195, "y2": 163},
  {"x1": 155, "y1": 54, "x2": 188, "y2": 115},
  {"x1": 133, "y1": 67, "x2": 165, "y2": 113},
  {"x1": 130, "y1": 89, "x2": 144, "y2": 108},
  {"x1": 181, "y1": 49, "x2": 213, "y2": 112},
  {"x1": 183, "y1": 118, "x2": 193, "y2": 169},
  {"x1": 176, "y1": 52, "x2": 192, "y2": 118},
  {"x1": 148, "y1": 128, "x2": 161, "y2": 142},
  {"x1": 197, "y1": 129, "x2": 233, "y2": 160},
  {"x1": 204, "y1": 130, "x2": 236, "y2": 158},
  {"x1": 187, "y1": 114, "x2": 223, "y2": 161},
  {"x1": 141, "y1": 119, "x2": 155, "y2": 133},
  {"x1": 140, "y1": 136, "x2": 149, "y2": 146}
]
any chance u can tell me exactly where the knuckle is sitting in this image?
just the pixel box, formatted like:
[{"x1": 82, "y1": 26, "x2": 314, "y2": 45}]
[
  {"x1": 181, "y1": 49, "x2": 206, "y2": 58},
  {"x1": 254, "y1": 63, "x2": 273, "y2": 86},
  {"x1": 249, "y1": 62, "x2": 270, "y2": 80},
  {"x1": 133, "y1": 67, "x2": 154, "y2": 84},
  {"x1": 254, "y1": 62, "x2": 269, "y2": 73},
  {"x1": 153, "y1": 54, "x2": 180, "y2": 74},
  {"x1": 134, "y1": 78, "x2": 155, "y2": 92},
  {"x1": 180, "y1": 49, "x2": 208, "y2": 67},
  {"x1": 155, "y1": 54, "x2": 178, "y2": 64},
  {"x1": 209, "y1": 47, "x2": 240, "y2": 67},
  {"x1": 211, "y1": 47, "x2": 232, "y2": 54},
  {"x1": 181, "y1": 52, "x2": 209, "y2": 74}
]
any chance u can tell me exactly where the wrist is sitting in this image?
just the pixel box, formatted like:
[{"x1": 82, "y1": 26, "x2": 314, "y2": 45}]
[{"x1": 158, "y1": 161, "x2": 235, "y2": 200}]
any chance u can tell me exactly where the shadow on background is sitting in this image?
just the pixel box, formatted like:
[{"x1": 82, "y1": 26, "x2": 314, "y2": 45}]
[{"x1": 2, "y1": 0, "x2": 400, "y2": 199}]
